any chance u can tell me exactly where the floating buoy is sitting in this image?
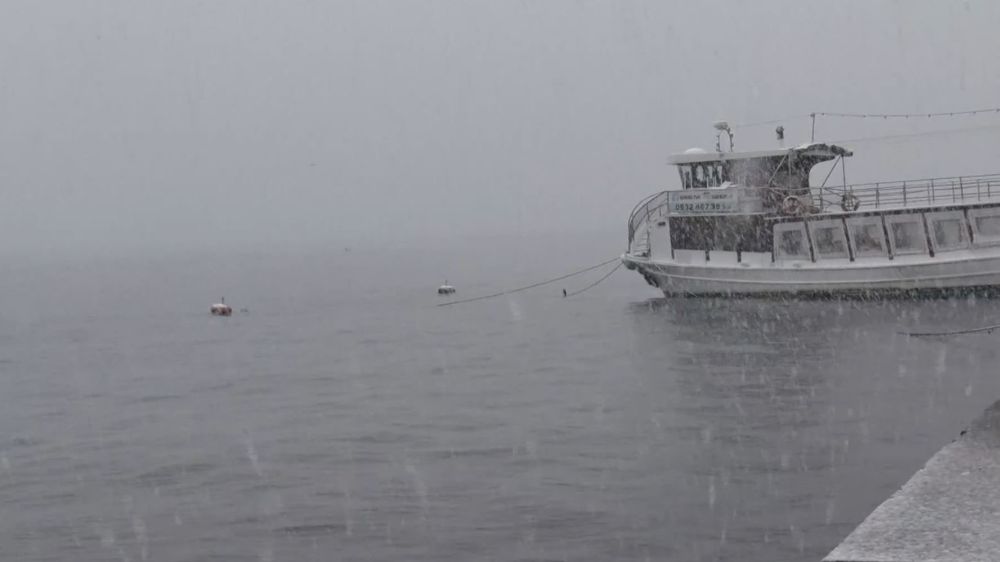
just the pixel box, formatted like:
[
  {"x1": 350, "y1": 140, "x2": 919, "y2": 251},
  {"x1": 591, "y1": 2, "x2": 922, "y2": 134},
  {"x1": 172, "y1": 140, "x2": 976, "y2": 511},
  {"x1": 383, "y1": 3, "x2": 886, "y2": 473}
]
[
  {"x1": 437, "y1": 282, "x2": 456, "y2": 295},
  {"x1": 211, "y1": 297, "x2": 233, "y2": 316}
]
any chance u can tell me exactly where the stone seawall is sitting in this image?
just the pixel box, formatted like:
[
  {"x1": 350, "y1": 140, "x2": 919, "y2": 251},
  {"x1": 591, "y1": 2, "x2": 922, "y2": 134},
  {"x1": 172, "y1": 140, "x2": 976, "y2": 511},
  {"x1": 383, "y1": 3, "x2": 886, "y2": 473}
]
[{"x1": 825, "y1": 399, "x2": 1000, "y2": 561}]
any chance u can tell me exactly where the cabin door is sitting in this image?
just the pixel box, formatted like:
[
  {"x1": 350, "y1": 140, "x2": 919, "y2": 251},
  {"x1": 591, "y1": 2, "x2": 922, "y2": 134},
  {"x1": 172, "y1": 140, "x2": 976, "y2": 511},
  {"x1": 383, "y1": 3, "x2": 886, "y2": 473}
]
[{"x1": 650, "y1": 218, "x2": 672, "y2": 260}]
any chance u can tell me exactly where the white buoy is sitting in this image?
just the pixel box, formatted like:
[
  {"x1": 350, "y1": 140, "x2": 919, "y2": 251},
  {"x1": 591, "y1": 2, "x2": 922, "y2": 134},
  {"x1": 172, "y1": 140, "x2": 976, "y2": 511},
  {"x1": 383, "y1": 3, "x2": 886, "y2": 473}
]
[
  {"x1": 211, "y1": 297, "x2": 233, "y2": 316},
  {"x1": 437, "y1": 282, "x2": 456, "y2": 295}
]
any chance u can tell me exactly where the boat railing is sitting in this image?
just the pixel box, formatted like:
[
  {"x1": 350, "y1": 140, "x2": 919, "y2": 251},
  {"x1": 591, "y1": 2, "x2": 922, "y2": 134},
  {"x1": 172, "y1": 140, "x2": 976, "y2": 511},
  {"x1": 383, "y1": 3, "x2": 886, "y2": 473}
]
[
  {"x1": 627, "y1": 173, "x2": 1000, "y2": 253},
  {"x1": 627, "y1": 190, "x2": 670, "y2": 248},
  {"x1": 814, "y1": 173, "x2": 1000, "y2": 212}
]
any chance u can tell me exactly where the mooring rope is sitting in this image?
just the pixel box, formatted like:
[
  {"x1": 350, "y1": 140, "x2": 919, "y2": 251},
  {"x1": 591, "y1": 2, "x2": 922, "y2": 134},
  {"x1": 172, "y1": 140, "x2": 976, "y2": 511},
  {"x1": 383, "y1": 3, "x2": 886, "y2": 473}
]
[
  {"x1": 565, "y1": 261, "x2": 623, "y2": 297},
  {"x1": 898, "y1": 324, "x2": 1000, "y2": 337},
  {"x1": 437, "y1": 257, "x2": 621, "y2": 307}
]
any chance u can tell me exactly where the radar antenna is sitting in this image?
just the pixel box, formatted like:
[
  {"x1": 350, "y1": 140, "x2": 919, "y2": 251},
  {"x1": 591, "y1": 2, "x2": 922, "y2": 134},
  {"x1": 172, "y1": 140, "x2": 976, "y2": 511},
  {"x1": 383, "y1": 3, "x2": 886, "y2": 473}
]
[{"x1": 713, "y1": 121, "x2": 734, "y2": 152}]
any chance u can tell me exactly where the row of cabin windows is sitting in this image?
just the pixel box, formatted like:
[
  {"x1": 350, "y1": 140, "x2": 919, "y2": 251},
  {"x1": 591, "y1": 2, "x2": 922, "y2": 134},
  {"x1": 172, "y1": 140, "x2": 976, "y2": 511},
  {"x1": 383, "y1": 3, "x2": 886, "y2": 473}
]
[
  {"x1": 677, "y1": 160, "x2": 813, "y2": 191},
  {"x1": 668, "y1": 208, "x2": 1000, "y2": 260},
  {"x1": 679, "y1": 164, "x2": 726, "y2": 189},
  {"x1": 775, "y1": 209, "x2": 1000, "y2": 261}
]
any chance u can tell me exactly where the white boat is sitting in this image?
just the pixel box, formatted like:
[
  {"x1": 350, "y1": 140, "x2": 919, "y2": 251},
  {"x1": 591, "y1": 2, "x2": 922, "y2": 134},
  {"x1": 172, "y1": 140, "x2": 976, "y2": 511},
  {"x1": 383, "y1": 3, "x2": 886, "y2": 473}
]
[
  {"x1": 623, "y1": 124, "x2": 1000, "y2": 297},
  {"x1": 211, "y1": 298, "x2": 233, "y2": 316}
]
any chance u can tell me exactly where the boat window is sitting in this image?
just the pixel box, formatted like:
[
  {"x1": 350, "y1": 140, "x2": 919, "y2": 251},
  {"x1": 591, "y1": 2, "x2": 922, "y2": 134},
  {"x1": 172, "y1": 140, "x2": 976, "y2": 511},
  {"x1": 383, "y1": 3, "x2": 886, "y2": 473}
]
[
  {"x1": 669, "y1": 216, "x2": 771, "y2": 252},
  {"x1": 926, "y1": 211, "x2": 969, "y2": 252},
  {"x1": 680, "y1": 166, "x2": 693, "y2": 189},
  {"x1": 774, "y1": 222, "x2": 810, "y2": 260},
  {"x1": 885, "y1": 215, "x2": 928, "y2": 255},
  {"x1": 808, "y1": 219, "x2": 849, "y2": 259},
  {"x1": 779, "y1": 230, "x2": 807, "y2": 258},
  {"x1": 933, "y1": 220, "x2": 965, "y2": 248},
  {"x1": 967, "y1": 208, "x2": 1000, "y2": 247},
  {"x1": 975, "y1": 215, "x2": 1000, "y2": 237},
  {"x1": 707, "y1": 164, "x2": 723, "y2": 187},
  {"x1": 847, "y1": 217, "x2": 888, "y2": 258},
  {"x1": 693, "y1": 165, "x2": 707, "y2": 188}
]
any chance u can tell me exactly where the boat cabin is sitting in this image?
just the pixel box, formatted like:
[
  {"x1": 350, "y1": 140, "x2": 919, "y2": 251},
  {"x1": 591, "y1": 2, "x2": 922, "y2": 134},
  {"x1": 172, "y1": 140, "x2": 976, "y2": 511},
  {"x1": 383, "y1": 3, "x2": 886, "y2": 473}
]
[
  {"x1": 668, "y1": 143, "x2": 852, "y2": 202},
  {"x1": 627, "y1": 144, "x2": 853, "y2": 258},
  {"x1": 628, "y1": 141, "x2": 1000, "y2": 270}
]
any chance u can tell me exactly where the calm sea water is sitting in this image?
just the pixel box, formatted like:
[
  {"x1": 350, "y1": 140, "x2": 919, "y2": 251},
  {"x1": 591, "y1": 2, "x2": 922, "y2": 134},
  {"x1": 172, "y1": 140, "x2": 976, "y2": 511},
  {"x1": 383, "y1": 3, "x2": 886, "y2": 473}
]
[{"x1": 2, "y1": 234, "x2": 1000, "y2": 561}]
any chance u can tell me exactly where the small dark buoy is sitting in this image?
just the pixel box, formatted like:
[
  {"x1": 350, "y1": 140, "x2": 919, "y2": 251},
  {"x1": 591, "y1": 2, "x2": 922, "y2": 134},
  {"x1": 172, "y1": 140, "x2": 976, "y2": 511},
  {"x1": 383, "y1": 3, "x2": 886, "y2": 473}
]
[{"x1": 562, "y1": 289, "x2": 567, "y2": 297}]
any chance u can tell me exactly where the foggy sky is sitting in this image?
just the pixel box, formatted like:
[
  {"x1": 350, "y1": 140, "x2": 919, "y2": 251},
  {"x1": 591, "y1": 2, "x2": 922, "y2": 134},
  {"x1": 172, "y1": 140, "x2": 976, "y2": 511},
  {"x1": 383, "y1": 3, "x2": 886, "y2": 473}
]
[{"x1": 2, "y1": 0, "x2": 999, "y2": 257}]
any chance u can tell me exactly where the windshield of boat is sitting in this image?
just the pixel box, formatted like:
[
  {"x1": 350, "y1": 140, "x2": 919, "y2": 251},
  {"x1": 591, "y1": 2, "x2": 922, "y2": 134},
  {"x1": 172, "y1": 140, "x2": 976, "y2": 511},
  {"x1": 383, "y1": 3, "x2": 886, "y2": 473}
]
[{"x1": 678, "y1": 156, "x2": 811, "y2": 190}]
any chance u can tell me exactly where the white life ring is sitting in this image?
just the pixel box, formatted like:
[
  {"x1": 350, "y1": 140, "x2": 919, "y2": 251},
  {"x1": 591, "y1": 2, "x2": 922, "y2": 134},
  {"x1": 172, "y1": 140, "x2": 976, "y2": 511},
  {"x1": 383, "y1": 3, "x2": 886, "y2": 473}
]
[
  {"x1": 781, "y1": 195, "x2": 805, "y2": 216},
  {"x1": 841, "y1": 192, "x2": 861, "y2": 212}
]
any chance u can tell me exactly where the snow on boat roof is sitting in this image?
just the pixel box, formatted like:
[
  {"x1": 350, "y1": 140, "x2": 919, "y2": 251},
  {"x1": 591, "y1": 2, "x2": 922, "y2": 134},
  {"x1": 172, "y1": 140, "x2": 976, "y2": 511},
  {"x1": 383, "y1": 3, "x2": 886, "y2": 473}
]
[{"x1": 667, "y1": 143, "x2": 853, "y2": 165}]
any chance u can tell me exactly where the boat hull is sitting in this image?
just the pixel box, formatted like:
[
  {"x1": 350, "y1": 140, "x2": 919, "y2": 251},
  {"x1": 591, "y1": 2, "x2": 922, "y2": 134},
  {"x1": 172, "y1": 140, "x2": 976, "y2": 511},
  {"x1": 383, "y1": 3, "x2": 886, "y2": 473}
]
[{"x1": 622, "y1": 252, "x2": 1000, "y2": 297}]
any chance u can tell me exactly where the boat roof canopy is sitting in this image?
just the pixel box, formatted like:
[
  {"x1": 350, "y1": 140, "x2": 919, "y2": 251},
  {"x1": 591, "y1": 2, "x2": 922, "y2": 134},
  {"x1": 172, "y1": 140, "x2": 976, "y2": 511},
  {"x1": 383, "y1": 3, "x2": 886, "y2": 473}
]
[{"x1": 667, "y1": 143, "x2": 853, "y2": 165}]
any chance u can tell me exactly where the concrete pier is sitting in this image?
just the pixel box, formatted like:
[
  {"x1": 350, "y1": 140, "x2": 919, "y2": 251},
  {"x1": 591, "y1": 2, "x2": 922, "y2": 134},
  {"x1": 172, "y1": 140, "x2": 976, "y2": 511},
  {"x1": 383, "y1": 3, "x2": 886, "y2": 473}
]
[{"x1": 825, "y1": 399, "x2": 1000, "y2": 562}]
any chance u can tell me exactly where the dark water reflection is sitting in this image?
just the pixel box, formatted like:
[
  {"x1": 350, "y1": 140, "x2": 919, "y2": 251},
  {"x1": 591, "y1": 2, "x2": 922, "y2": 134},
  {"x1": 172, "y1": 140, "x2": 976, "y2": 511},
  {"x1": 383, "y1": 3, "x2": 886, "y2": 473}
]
[{"x1": 626, "y1": 296, "x2": 1000, "y2": 560}]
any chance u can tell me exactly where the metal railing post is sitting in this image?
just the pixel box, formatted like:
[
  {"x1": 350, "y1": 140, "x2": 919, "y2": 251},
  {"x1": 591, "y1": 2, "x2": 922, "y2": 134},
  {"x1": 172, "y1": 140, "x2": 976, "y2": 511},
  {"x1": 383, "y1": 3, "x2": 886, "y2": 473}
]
[
  {"x1": 875, "y1": 183, "x2": 880, "y2": 208},
  {"x1": 930, "y1": 179, "x2": 935, "y2": 204},
  {"x1": 903, "y1": 181, "x2": 907, "y2": 206}
]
